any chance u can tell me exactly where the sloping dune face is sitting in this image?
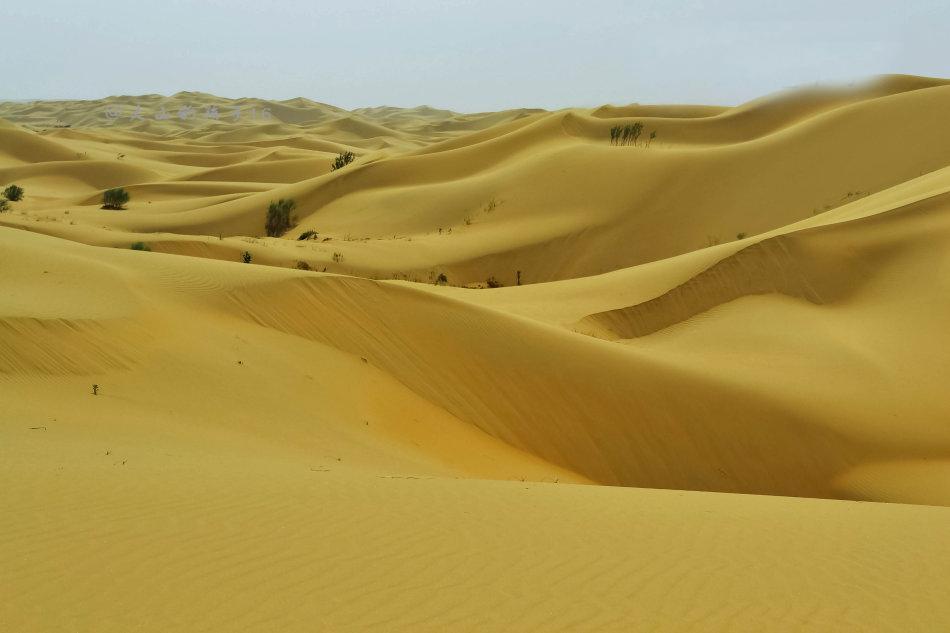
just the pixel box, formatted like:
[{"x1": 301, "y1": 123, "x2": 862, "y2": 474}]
[{"x1": 3, "y1": 77, "x2": 950, "y2": 631}]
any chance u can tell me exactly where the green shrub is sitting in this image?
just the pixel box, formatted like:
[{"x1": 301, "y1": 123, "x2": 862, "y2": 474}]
[
  {"x1": 486, "y1": 276, "x2": 503, "y2": 288},
  {"x1": 609, "y1": 122, "x2": 644, "y2": 146},
  {"x1": 295, "y1": 260, "x2": 311, "y2": 270},
  {"x1": 242, "y1": 251, "x2": 252, "y2": 264},
  {"x1": 297, "y1": 229, "x2": 319, "y2": 241},
  {"x1": 330, "y1": 151, "x2": 356, "y2": 171},
  {"x1": 102, "y1": 187, "x2": 130, "y2": 210},
  {"x1": 3, "y1": 184, "x2": 24, "y2": 201},
  {"x1": 264, "y1": 198, "x2": 297, "y2": 237},
  {"x1": 436, "y1": 273, "x2": 448, "y2": 286},
  {"x1": 130, "y1": 241, "x2": 151, "y2": 251},
  {"x1": 0, "y1": 199, "x2": 8, "y2": 213}
]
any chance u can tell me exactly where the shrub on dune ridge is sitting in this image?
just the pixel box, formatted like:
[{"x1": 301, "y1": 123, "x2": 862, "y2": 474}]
[
  {"x1": 0, "y1": 199, "x2": 8, "y2": 213},
  {"x1": 3, "y1": 184, "x2": 24, "y2": 201},
  {"x1": 102, "y1": 187, "x2": 130, "y2": 210},
  {"x1": 265, "y1": 198, "x2": 297, "y2": 237},
  {"x1": 297, "y1": 229, "x2": 319, "y2": 241},
  {"x1": 330, "y1": 151, "x2": 356, "y2": 171},
  {"x1": 130, "y1": 241, "x2": 151, "y2": 251}
]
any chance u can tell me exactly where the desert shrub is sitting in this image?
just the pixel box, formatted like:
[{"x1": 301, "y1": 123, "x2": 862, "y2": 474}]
[
  {"x1": 3, "y1": 184, "x2": 24, "y2": 201},
  {"x1": 609, "y1": 122, "x2": 644, "y2": 146},
  {"x1": 736, "y1": 232, "x2": 746, "y2": 240},
  {"x1": 486, "y1": 276, "x2": 503, "y2": 288},
  {"x1": 102, "y1": 187, "x2": 130, "y2": 210},
  {"x1": 265, "y1": 198, "x2": 297, "y2": 237},
  {"x1": 0, "y1": 199, "x2": 8, "y2": 213},
  {"x1": 332, "y1": 251, "x2": 344, "y2": 263},
  {"x1": 242, "y1": 251, "x2": 252, "y2": 263},
  {"x1": 130, "y1": 241, "x2": 151, "y2": 251},
  {"x1": 295, "y1": 260, "x2": 311, "y2": 270},
  {"x1": 330, "y1": 151, "x2": 356, "y2": 171},
  {"x1": 297, "y1": 229, "x2": 319, "y2": 241},
  {"x1": 436, "y1": 273, "x2": 448, "y2": 286}
]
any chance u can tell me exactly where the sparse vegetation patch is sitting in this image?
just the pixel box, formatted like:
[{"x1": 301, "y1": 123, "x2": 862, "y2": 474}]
[
  {"x1": 3, "y1": 184, "x2": 24, "y2": 201},
  {"x1": 331, "y1": 151, "x2": 356, "y2": 171},
  {"x1": 265, "y1": 198, "x2": 297, "y2": 237},
  {"x1": 102, "y1": 188, "x2": 130, "y2": 210},
  {"x1": 610, "y1": 122, "x2": 644, "y2": 146}
]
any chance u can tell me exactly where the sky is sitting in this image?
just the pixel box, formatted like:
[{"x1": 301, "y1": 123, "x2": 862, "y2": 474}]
[{"x1": 2, "y1": 0, "x2": 948, "y2": 111}]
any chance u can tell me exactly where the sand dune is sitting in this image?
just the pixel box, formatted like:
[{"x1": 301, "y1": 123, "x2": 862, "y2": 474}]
[{"x1": 3, "y1": 77, "x2": 950, "y2": 631}]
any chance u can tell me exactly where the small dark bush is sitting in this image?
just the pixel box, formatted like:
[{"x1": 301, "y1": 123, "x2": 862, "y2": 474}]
[
  {"x1": 130, "y1": 241, "x2": 151, "y2": 251},
  {"x1": 102, "y1": 187, "x2": 130, "y2": 210},
  {"x1": 436, "y1": 273, "x2": 448, "y2": 286},
  {"x1": 330, "y1": 151, "x2": 356, "y2": 171},
  {"x1": 3, "y1": 184, "x2": 24, "y2": 201},
  {"x1": 295, "y1": 260, "x2": 311, "y2": 270},
  {"x1": 736, "y1": 232, "x2": 746, "y2": 240},
  {"x1": 297, "y1": 229, "x2": 319, "y2": 241},
  {"x1": 0, "y1": 199, "x2": 8, "y2": 213},
  {"x1": 265, "y1": 198, "x2": 297, "y2": 237},
  {"x1": 486, "y1": 276, "x2": 503, "y2": 288},
  {"x1": 242, "y1": 251, "x2": 252, "y2": 263}
]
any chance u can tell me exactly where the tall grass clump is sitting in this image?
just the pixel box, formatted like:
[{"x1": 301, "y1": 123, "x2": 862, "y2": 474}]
[
  {"x1": 265, "y1": 198, "x2": 297, "y2": 237},
  {"x1": 609, "y1": 122, "x2": 644, "y2": 146}
]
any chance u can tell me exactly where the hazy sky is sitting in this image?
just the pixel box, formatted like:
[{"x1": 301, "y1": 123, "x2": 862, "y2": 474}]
[{"x1": 3, "y1": 0, "x2": 948, "y2": 111}]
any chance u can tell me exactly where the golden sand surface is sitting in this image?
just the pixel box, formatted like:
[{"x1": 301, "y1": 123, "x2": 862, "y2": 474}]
[{"x1": 2, "y1": 75, "x2": 950, "y2": 631}]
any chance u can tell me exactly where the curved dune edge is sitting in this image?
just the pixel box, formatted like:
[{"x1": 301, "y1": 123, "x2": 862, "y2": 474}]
[
  {"x1": 574, "y1": 188, "x2": 950, "y2": 340},
  {"x1": 2, "y1": 77, "x2": 949, "y2": 280}
]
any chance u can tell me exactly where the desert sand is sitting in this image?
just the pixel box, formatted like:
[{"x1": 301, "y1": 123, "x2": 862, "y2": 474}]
[{"x1": 2, "y1": 75, "x2": 950, "y2": 631}]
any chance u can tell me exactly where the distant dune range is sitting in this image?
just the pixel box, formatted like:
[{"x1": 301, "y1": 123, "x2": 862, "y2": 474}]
[{"x1": 3, "y1": 76, "x2": 950, "y2": 631}]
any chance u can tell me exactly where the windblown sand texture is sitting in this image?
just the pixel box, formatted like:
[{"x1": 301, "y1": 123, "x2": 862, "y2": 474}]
[{"x1": 3, "y1": 75, "x2": 950, "y2": 631}]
